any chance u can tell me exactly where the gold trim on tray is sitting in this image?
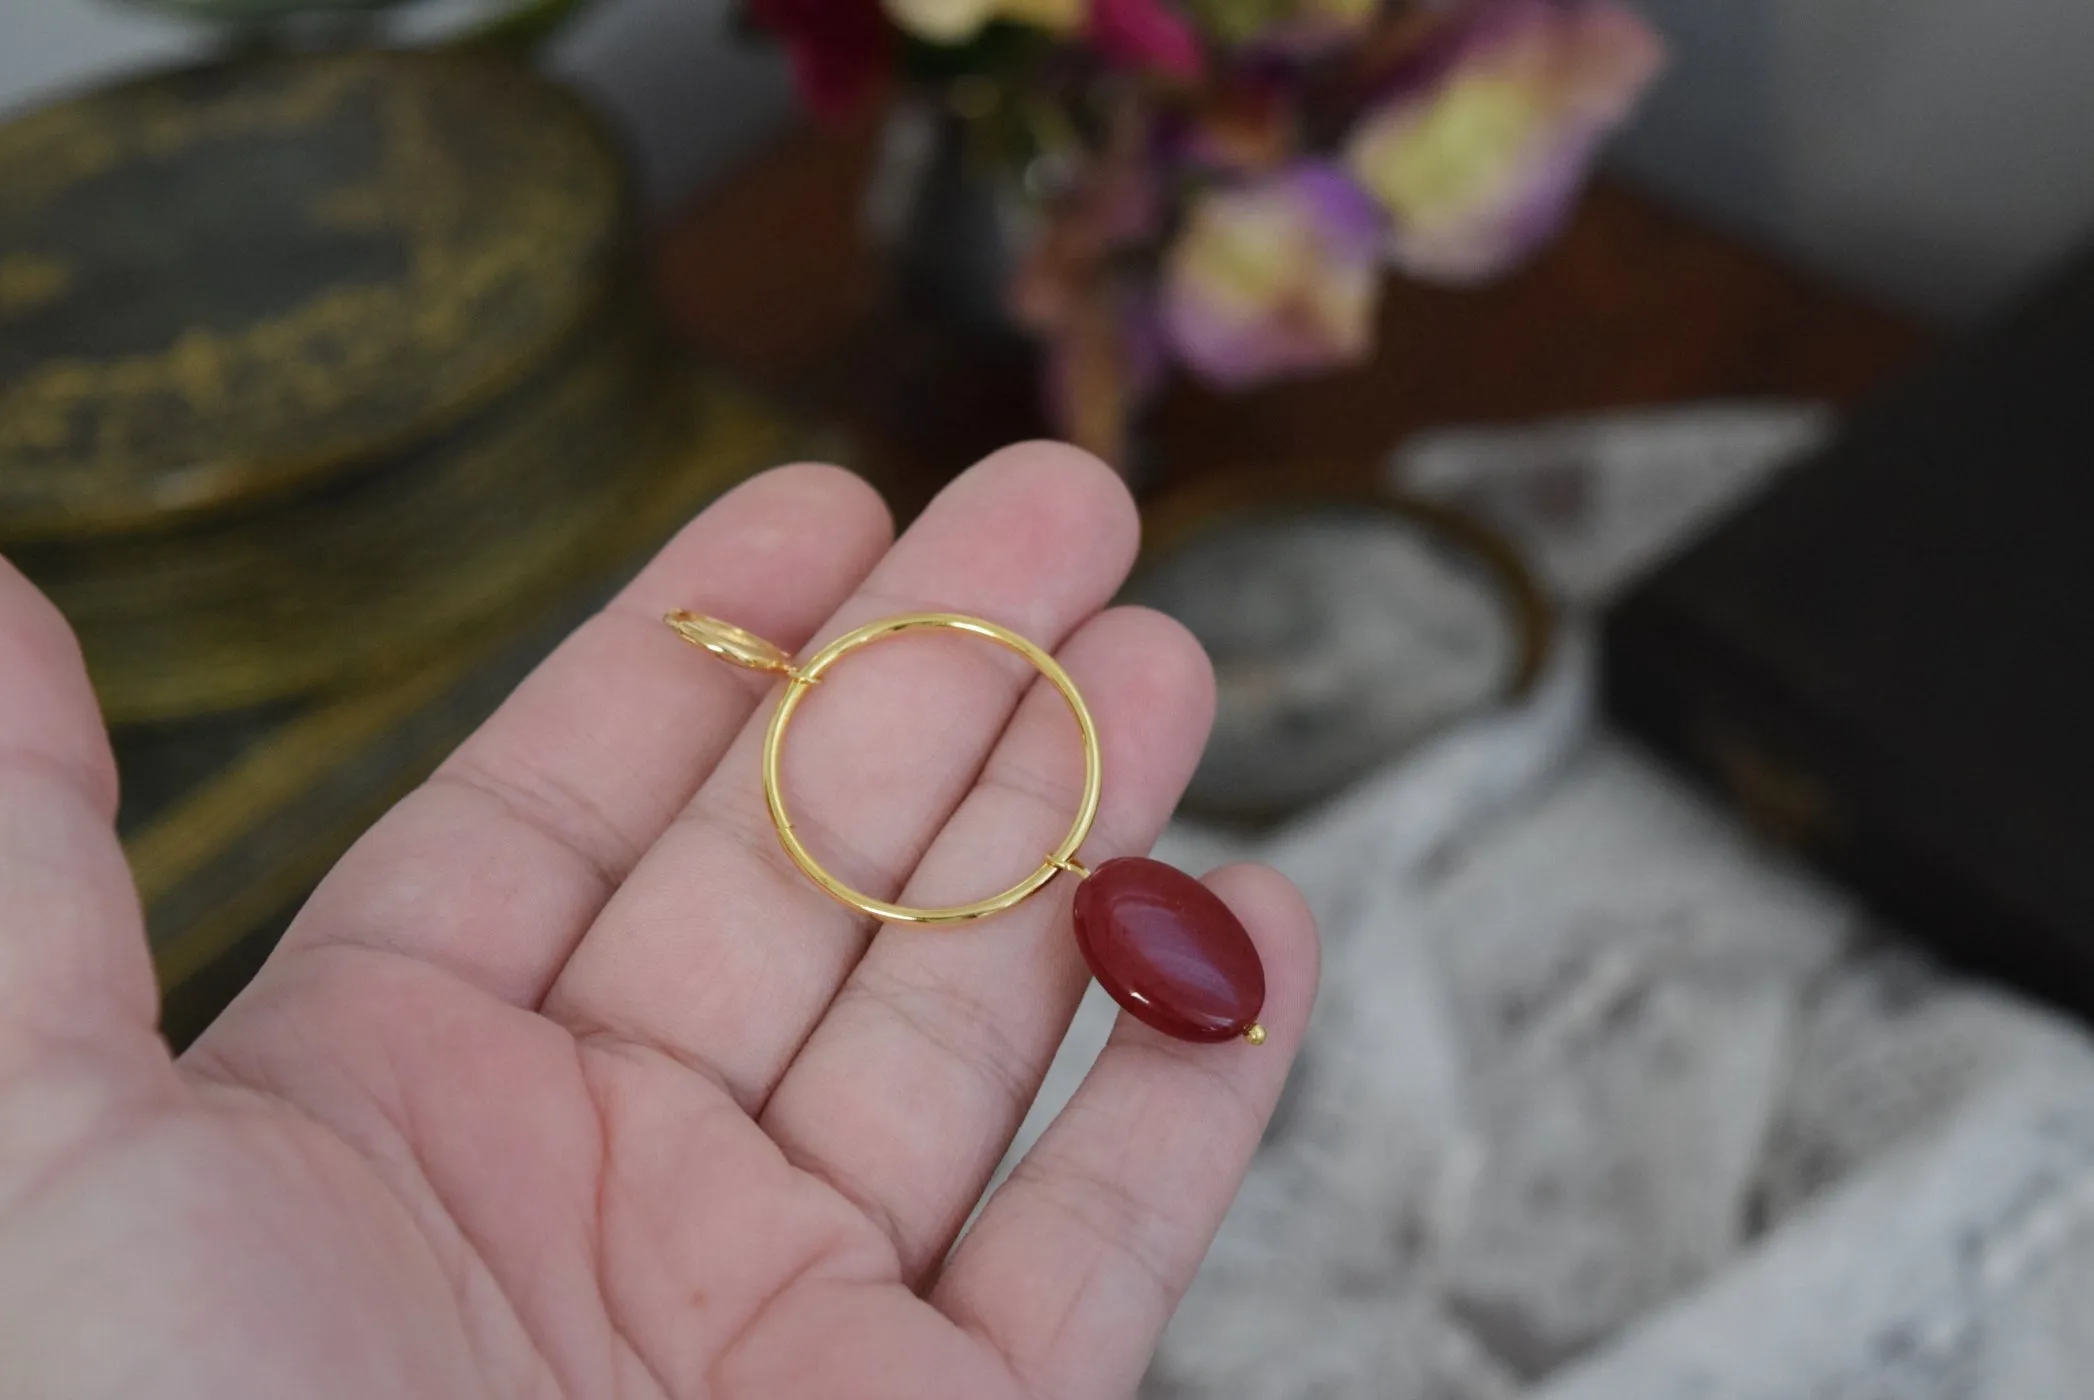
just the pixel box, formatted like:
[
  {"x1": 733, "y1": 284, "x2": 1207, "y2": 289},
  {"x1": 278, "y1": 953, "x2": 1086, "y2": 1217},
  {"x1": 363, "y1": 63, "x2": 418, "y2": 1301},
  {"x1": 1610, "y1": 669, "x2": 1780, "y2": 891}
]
[
  {"x1": 34, "y1": 309, "x2": 672, "y2": 723},
  {"x1": 0, "y1": 51, "x2": 626, "y2": 537},
  {"x1": 128, "y1": 377, "x2": 810, "y2": 996}
]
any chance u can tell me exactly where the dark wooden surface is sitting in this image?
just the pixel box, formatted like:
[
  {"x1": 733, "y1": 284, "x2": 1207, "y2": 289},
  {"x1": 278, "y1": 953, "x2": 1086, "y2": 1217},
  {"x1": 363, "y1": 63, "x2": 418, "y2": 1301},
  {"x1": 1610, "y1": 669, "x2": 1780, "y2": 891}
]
[{"x1": 655, "y1": 119, "x2": 1933, "y2": 515}]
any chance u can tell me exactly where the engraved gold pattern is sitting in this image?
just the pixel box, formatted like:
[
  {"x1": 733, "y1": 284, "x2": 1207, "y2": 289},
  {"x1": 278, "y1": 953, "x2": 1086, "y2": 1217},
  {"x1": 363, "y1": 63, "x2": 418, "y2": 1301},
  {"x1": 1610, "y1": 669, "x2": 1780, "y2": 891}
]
[
  {"x1": 0, "y1": 253, "x2": 72, "y2": 317},
  {"x1": 0, "y1": 52, "x2": 622, "y2": 534},
  {"x1": 24, "y1": 311, "x2": 671, "y2": 722}
]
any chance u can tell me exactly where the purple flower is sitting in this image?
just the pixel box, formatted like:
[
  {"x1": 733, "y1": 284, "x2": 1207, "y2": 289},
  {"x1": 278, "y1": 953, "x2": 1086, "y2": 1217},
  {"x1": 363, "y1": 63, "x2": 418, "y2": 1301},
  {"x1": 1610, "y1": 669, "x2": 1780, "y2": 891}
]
[
  {"x1": 1161, "y1": 162, "x2": 1388, "y2": 388},
  {"x1": 1345, "y1": 0, "x2": 1665, "y2": 283}
]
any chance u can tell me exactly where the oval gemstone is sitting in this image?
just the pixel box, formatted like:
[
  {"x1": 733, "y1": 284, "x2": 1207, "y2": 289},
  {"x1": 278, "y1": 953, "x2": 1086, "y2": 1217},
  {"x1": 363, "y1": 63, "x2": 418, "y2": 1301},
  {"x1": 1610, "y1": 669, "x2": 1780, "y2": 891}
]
[{"x1": 1072, "y1": 857, "x2": 1266, "y2": 1043}]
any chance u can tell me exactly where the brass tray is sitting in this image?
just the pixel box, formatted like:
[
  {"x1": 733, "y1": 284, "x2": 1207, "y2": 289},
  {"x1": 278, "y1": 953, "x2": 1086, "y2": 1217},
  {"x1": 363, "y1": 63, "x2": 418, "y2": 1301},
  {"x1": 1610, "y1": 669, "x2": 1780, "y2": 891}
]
[
  {"x1": 113, "y1": 373, "x2": 813, "y2": 1043},
  {"x1": 15, "y1": 305, "x2": 681, "y2": 721},
  {"x1": 0, "y1": 49, "x2": 626, "y2": 538}
]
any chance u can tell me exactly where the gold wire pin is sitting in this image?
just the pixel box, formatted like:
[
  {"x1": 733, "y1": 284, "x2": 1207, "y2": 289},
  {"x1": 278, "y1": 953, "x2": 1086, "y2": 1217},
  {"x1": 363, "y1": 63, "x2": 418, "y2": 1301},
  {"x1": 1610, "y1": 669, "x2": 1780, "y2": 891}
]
[{"x1": 665, "y1": 611, "x2": 805, "y2": 678}]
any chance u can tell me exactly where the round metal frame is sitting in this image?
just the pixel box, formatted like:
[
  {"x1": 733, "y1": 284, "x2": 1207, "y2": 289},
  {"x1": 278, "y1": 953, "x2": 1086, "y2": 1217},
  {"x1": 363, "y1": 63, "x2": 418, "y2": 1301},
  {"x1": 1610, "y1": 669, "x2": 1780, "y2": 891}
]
[{"x1": 669, "y1": 609, "x2": 1101, "y2": 925}]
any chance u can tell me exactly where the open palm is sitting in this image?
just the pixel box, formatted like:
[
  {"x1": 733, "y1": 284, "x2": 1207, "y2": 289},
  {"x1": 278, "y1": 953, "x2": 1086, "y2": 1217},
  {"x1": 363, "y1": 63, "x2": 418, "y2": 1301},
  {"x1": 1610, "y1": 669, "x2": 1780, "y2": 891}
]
[{"x1": 0, "y1": 445, "x2": 1316, "y2": 1399}]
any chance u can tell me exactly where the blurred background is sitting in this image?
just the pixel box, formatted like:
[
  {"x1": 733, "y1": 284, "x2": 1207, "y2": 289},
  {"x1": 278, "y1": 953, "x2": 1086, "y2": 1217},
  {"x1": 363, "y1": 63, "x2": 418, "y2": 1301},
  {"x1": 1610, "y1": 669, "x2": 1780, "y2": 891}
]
[
  {"x1": 13, "y1": 0, "x2": 2094, "y2": 314},
  {"x1": 5, "y1": 1, "x2": 2094, "y2": 1395}
]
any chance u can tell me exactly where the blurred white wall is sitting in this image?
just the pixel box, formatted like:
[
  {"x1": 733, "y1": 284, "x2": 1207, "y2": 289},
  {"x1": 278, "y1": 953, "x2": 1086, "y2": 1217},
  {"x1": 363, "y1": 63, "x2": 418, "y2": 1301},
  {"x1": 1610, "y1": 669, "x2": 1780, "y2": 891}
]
[
  {"x1": 544, "y1": 0, "x2": 791, "y2": 209},
  {"x1": 1610, "y1": 0, "x2": 2094, "y2": 322},
  {"x1": 0, "y1": 0, "x2": 197, "y2": 114},
  {"x1": 5, "y1": 0, "x2": 2094, "y2": 320}
]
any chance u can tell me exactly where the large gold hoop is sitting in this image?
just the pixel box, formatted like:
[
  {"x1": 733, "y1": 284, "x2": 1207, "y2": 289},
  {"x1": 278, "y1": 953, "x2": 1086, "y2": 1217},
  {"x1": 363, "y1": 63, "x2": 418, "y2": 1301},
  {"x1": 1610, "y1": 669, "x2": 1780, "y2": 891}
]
[{"x1": 749, "y1": 612, "x2": 1102, "y2": 926}]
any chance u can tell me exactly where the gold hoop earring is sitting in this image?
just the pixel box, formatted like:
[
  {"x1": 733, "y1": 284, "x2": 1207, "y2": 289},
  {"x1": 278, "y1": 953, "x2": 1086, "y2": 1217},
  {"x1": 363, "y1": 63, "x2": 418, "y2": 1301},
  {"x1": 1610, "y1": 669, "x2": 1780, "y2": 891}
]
[{"x1": 667, "y1": 609, "x2": 1267, "y2": 1047}]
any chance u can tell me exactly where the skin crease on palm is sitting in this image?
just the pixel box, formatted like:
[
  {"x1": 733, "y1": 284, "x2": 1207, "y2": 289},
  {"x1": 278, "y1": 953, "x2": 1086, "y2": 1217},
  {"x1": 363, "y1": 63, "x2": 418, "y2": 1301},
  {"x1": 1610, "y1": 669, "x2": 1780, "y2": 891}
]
[{"x1": 0, "y1": 444, "x2": 1319, "y2": 1399}]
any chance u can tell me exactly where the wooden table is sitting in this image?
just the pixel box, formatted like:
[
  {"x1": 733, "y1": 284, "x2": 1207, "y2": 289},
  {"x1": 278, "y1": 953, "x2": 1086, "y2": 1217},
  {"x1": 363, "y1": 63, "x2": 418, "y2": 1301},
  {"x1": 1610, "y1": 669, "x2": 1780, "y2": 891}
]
[{"x1": 657, "y1": 119, "x2": 1931, "y2": 516}]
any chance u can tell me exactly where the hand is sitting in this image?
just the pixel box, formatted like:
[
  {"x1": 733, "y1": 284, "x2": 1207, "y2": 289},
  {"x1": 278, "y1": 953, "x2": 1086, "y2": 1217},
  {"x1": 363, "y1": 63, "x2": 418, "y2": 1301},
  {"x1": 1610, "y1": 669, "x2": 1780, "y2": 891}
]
[{"x1": 0, "y1": 446, "x2": 1317, "y2": 1399}]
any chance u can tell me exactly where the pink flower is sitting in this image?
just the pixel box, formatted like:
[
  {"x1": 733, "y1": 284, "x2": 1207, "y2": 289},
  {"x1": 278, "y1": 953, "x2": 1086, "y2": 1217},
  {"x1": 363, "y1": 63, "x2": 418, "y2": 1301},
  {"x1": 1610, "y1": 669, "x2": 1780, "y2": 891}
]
[
  {"x1": 1345, "y1": 0, "x2": 1665, "y2": 283},
  {"x1": 1089, "y1": 0, "x2": 1207, "y2": 80},
  {"x1": 746, "y1": 0, "x2": 893, "y2": 121},
  {"x1": 1161, "y1": 162, "x2": 1388, "y2": 388}
]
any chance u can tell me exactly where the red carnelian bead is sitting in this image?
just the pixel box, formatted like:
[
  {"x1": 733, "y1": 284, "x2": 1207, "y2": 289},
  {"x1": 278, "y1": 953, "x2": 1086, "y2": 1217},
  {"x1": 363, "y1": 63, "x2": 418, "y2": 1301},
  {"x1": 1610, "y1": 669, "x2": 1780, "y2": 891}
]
[{"x1": 1072, "y1": 857, "x2": 1266, "y2": 1044}]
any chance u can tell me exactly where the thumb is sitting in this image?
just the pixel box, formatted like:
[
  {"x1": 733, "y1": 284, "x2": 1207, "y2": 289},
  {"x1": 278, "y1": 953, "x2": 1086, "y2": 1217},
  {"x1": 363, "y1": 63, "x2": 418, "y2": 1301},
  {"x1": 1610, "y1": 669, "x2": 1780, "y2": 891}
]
[{"x1": 0, "y1": 554, "x2": 158, "y2": 1055}]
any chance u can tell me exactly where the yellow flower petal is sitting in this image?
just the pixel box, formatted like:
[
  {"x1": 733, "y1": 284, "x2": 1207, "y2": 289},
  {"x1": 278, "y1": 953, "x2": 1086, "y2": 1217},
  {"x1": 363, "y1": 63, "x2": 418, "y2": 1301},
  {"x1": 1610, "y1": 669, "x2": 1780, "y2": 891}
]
[
  {"x1": 884, "y1": 0, "x2": 992, "y2": 41},
  {"x1": 1348, "y1": 74, "x2": 1542, "y2": 236},
  {"x1": 883, "y1": 0, "x2": 1083, "y2": 42}
]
